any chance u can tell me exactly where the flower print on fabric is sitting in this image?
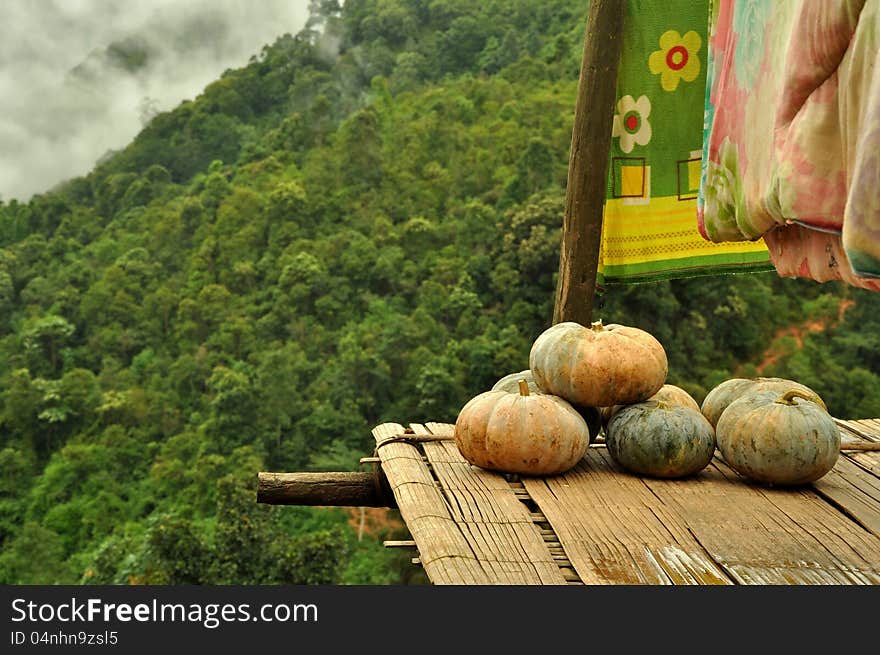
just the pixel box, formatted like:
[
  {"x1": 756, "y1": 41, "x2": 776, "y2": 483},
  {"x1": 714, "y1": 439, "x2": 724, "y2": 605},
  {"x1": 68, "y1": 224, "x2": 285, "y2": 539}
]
[
  {"x1": 701, "y1": 137, "x2": 747, "y2": 241},
  {"x1": 612, "y1": 95, "x2": 652, "y2": 153},
  {"x1": 648, "y1": 30, "x2": 702, "y2": 92}
]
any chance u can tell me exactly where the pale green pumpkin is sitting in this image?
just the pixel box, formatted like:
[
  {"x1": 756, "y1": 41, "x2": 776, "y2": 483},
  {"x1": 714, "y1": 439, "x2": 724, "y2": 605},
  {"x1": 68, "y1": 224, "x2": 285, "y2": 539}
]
[
  {"x1": 715, "y1": 389, "x2": 839, "y2": 486},
  {"x1": 601, "y1": 383, "x2": 700, "y2": 429},
  {"x1": 701, "y1": 377, "x2": 827, "y2": 427}
]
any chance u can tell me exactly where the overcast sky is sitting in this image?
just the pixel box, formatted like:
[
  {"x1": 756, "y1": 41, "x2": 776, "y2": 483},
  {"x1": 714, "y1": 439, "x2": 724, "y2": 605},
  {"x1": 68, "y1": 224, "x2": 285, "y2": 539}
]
[{"x1": 0, "y1": 0, "x2": 310, "y2": 202}]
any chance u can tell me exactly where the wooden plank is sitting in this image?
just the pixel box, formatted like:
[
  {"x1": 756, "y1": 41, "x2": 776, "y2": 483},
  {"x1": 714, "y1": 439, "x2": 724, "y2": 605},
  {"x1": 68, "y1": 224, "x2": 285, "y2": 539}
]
[
  {"x1": 553, "y1": 0, "x2": 625, "y2": 325},
  {"x1": 648, "y1": 457, "x2": 880, "y2": 585},
  {"x1": 854, "y1": 419, "x2": 880, "y2": 436},
  {"x1": 836, "y1": 419, "x2": 879, "y2": 442},
  {"x1": 414, "y1": 423, "x2": 567, "y2": 585},
  {"x1": 401, "y1": 418, "x2": 880, "y2": 585},
  {"x1": 843, "y1": 451, "x2": 880, "y2": 478},
  {"x1": 372, "y1": 423, "x2": 489, "y2": 584},
  {"x1": 523, "y1": 450, "x2": 734, "y2": 585},
  {"x1": 835, "y1": 420, "x2": 880, "y2": 476},
  {"x1": 811, "y1": 456, "x2": 880, "y2": 538}
]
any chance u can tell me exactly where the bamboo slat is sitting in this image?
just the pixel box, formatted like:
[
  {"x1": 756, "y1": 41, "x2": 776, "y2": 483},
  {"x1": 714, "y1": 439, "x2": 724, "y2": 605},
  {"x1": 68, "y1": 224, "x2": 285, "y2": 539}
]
[
  {"x1": 523, "y1": 450, "x2": 733, "y2": 585},
  {"x1": 853, "y1": 419, "x2": 880, "y2": 436},
  {"x1": 372, "y1": 423, "x2": 489, "y2": 584},
  {"x1": 416, "y1": 423, "x2": 566, "y2": 585},
  {"x1": 373, "y1": 418, "x2": 880, "y2": 585},
  {"x1": 697, "y1": 459, "x2": 880, "y2": 584},
  {"x1": 836, "y1": 419, "x2": 880, "y2": 476},
  {"x1": 526, "y1": 446, "x2": 880, "y2": 585},
  {"x1": 836, "y1": 418, "x2": 880, "y2": 444},
  {"x1": 812, "y1": 456, "x2": 880, "y2": 539}
]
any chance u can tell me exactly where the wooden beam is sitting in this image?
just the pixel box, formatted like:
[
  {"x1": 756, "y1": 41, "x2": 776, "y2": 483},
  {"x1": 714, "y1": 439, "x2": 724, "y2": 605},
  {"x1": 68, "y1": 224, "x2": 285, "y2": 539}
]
[
  {"x1": 841, "y1": 442, "x2": 880, "y2": 451},
  {"x1": 256, "y1": 471, "x2": 395, "y2": 507},
  {"x1": 553, "y1": 0, "x2": 624, "y2": 326}
]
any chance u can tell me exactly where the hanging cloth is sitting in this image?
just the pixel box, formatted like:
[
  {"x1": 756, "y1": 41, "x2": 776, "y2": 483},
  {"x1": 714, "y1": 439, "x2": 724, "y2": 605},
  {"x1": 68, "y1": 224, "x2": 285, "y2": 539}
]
[
  {"x1": 699, "y1": 0, "x2": 880, "y2": 291},
  {"x1": 598, "y1": 0, "x2": 772, "y2": 286}
]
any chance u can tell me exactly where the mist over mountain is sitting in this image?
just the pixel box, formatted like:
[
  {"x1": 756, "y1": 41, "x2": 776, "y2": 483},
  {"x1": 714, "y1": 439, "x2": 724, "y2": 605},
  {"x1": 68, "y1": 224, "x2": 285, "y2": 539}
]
[{"x1": 0, "y1": 0, "x2": 309, "y2": 202}]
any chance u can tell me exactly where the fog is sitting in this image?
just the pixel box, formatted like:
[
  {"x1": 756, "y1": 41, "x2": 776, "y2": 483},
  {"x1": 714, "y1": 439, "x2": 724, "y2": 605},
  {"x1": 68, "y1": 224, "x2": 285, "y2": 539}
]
[{"x1": 0, "y1": 0, "x2": 310, "y2": 202}]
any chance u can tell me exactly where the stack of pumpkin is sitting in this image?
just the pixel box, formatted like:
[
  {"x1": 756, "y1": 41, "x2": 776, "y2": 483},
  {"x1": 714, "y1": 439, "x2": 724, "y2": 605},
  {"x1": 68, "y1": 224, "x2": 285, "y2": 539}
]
[
  {"x1": 454, "y1": 319, "x2": 841, "y2": 486},
  {"x1": 455, "y1": 319, "x2": 691, "y2": 476}
]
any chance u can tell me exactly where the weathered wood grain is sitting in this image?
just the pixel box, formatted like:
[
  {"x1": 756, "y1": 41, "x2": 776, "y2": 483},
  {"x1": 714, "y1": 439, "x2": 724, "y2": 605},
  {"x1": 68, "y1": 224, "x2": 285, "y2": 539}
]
[
  {"x1": 651, "y1": 458, "x2": 880, "y2": 584},
  {"x1": 812, "y1": 454, "x2": 880, "y2": 538},
  {"x1": 835, "y1": 419, "x2": 880, "y2": 477},
  {"x1": 523, "y1": 450, "x2": 733, "y2": 585},
  {"x1": 256, "y1": 471, "x2": 391, "y2": 507},
  {"x1": 416, "y1": 423, "x2": 567, "y2": 585},
  {"x1": 373, "y1": 418, "x2": 880, "y2": 585},
  {"x1": 372, "y1": 423, "x2": 488, "y2": 584},
  {"x1": 552, "y1": 0, "x2": 625, "y2": 325}
]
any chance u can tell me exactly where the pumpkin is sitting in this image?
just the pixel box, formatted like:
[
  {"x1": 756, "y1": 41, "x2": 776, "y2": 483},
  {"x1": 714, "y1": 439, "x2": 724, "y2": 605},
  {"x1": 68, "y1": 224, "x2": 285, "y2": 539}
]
[
  {"x1": 493, "y1": 369, "x2": 602, "y2": 442},
  {"x1": 652, "y1": 384, "x2": 701, "y2": 413},
  {"x1": 455, "y1": 379, "x2": 590, "y2": 475},
  {"x1": 715, "y1": 388, "x2": 840, "y2": 485},
  {"x1": 605, "y1": 400, "x2": 716, "y2": 478},
  {"x1": 701, "y1": 377, "x2": 827, "y2": 427},
  {"x1": 601, "y1": 384, "x2": 699, "y2": 429},
  {"x1": 529, "y1": 320, "x2": 667, "y2": 408},
  {"x1": 491, "y1": 370, "x2": 542, "y2": 395}
]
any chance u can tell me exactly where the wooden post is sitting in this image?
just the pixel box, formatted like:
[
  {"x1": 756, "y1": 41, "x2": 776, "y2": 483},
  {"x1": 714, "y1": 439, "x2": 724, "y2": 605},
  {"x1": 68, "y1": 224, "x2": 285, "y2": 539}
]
[
  {"x1": 256, "y1": 471, "x2": 396, "y2": 507},
  {"x1": 553, "y1": 0, "x2": 624, "y2": 326}
]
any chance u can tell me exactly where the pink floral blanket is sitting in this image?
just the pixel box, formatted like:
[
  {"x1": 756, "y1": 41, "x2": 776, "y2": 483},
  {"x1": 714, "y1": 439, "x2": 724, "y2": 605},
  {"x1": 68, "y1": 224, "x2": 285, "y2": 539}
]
[{"x1": 698, "y1": 0, "x2": 880, "y2": 290}]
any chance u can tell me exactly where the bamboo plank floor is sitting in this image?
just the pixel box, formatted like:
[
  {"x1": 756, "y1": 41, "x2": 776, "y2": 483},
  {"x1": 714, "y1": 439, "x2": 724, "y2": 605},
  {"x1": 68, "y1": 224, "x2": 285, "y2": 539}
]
[{"x1": 373, "y1": 418, "x2": 880, "y2": 585}]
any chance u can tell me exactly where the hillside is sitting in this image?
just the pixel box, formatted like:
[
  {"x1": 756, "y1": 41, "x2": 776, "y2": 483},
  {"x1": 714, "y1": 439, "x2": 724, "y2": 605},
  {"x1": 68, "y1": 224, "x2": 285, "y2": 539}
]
[{"x1": 1, "y1": 0, "x2": 879, "y2": 585}]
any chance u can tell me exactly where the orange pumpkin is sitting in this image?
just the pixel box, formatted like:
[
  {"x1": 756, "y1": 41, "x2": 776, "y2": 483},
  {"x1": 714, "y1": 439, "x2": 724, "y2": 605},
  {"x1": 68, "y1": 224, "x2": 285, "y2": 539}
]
[
  {"x1": 493, "y1": 369, "x2": 601, "y2": 443},
  {"x1": 454, "y1": 380, "x2": 590, "y2": 475},
  {"x1": 529, "y1": 320, "x2": 667, "y2": 408}
]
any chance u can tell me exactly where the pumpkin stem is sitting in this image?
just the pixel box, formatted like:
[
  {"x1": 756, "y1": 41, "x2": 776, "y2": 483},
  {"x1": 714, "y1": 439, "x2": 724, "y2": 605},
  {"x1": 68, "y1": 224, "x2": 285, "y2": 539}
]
[
  {"x1": 590, "y1": 319, "x2": 604, "y2": 332},
  {"x1": 776, "y1": 389, "x2": 820, "y2": 406},
  {"x1": 518, "y1": 379, "x2": 530, "y2": 396}
]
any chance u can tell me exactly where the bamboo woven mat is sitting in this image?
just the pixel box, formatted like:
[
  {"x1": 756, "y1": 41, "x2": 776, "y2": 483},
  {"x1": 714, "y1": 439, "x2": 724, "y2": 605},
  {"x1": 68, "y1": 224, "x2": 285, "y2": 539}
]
[{"x1": 372, "y1": 418, "x2": 880, "y2": 585}]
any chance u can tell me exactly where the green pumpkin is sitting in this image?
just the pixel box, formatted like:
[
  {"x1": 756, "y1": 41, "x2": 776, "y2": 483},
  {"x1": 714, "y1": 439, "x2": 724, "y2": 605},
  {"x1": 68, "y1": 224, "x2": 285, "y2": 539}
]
[
  {"x1": 606, "y1": 401, "x2": 716, "y2": 478},
  {"x1": 701, "y1": 377, "x2": 826, "y2": 427},
  {"x1": 715, "y1": 389, "x2": 840, "y2": 486},
  {"x1": 492, "y1": 369, "x2": 602, "y2": 443}
]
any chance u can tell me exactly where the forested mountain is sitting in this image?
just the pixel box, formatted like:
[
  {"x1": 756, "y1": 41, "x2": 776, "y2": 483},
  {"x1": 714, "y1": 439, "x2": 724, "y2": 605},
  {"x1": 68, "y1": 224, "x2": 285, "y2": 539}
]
[{"x1": 1, "y1": 0, "x2": 878, "y2": 585}]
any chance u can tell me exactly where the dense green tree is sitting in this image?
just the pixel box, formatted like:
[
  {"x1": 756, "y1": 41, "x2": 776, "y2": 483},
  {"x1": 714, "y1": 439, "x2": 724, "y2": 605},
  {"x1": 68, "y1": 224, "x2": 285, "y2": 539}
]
[
  {"x1": 1, "y1": 0, "x2": 878, "y2": 586},
  {"x1": 0, "y1": 522, "x2": 68, "y2": 584}
]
